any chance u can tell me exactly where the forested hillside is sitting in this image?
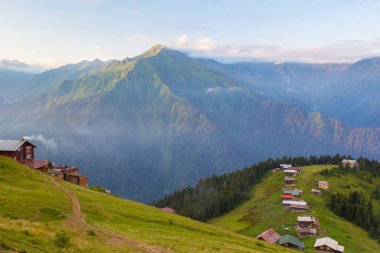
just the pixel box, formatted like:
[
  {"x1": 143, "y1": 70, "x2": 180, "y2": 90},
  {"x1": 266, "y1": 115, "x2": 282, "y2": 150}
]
[{"x1": 153, "y1": 155, "x2": 348, "y2": 221}]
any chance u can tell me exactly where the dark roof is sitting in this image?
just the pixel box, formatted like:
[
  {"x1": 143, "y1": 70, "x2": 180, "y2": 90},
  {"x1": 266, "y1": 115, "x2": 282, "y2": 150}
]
[
  {"x1": 256, "y1": 228, "x2": 280, "y2": 243},
  {"x1": 279, "y1": 235, "x2": 305, "y2": 248}
]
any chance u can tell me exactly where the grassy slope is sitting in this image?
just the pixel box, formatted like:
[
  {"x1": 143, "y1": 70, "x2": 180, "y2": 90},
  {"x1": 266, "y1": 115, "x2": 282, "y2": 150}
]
[
  {"x1": 209, "y1": 165, "x2": 380, "y2": 253},
  {"x1": 0, "y1": 156, "x2": 297, "y2": 253}
]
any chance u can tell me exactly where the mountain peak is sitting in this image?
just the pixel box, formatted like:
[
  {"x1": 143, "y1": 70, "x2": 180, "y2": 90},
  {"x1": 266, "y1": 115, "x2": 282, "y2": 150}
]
[{"x1": 143, "y1": 44, "x2": 166, "y2": 57}]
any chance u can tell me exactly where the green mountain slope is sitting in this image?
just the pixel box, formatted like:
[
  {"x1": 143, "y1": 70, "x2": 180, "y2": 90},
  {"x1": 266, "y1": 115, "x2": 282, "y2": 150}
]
[
  {"x1": 208, "y1": 164, "x2": 380, "y2": 253},
  {"x1": 0, "y1": 156, "x2": 299, "y2": 253},
  {"x1": 2, "y1": 45, "x2": 380, "y2": 202}
]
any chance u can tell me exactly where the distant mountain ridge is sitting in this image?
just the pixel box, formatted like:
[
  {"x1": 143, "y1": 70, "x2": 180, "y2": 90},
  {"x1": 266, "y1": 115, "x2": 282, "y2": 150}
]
[{"x1": 1, "y1": 45, "x2": 380, "y2": 202}]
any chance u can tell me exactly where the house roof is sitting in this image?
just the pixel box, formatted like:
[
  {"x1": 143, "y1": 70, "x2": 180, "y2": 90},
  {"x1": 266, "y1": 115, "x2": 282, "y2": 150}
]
[
  {"x1": 318, "y1": 181, "x2": 328, "y2": 185},
  {"x1": 314, "y1": 237, "x2": 344, "y2": 252},
  {"x1": 311, "y1": 189, "x2": 321, "y2": 192},
  {"x1": 342, "y1": 159, "x2": 357, "y2": 164},
  {"x1": 0, "y1": 139, "x2": 36, "y2": 151},
  {"x1": 161, "y1": 207, "x2": 175, "y2": 213},
  {"x1": 282, "y1": 200, "x2": 307, "y2": 206},
  {"x1": 26, "y1": 159, "x2": 49, "y2": 169},
  {"x1": 278, "y1": 235, "x2": 305, "y2": 248},
  {"x1": 255, "y1": 228, "x2": 280, "y2": 243},
  {"x1": 291, "y1": 167, "x2": 303, "y2": 171},
  {"x1": 290, "y1": 204, "x2": 309, "y2": 210},
  {"x1": 284, "y1": 169, "x2": 297, "y2": 173},
  {"x1": 283, "y1": 190, "x2": 301, "y2": 196},
  {"x1": 284, "y1": 177, "x2": 295, "y2": 180},
  {"x1": 297, "y1": 216, "x2": 316, "y2": 222},
  {"x1": 281, "y1": 194, "x2": 294, "y2": 199}
]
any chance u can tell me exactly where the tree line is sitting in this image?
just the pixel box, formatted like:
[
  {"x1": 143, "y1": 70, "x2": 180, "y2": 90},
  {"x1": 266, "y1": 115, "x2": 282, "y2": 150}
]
[
  {"x1": 328, "y1": 191, "x2": 380, "y2": 242},
  {"x1": 152, "y1": 154, "x2": 349, "y2": 221}
]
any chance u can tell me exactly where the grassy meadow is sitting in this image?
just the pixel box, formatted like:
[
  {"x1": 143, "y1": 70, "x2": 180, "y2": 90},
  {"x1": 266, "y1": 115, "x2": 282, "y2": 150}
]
[{"x1": 209, "y1": 165, "x2": 380, "y2": 253}]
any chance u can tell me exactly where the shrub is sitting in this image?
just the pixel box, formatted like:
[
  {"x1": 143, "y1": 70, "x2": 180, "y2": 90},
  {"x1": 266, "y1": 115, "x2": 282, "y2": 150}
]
[
  {"x1": 87, "y1": 230, "x2": 96, "y2": 236},
  {"x1": 54, "y1": 231, "x2": 71, "y2": 248}
]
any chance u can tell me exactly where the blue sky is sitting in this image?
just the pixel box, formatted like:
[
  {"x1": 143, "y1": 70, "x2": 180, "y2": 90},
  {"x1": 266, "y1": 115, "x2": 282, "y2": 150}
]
[{"x1": 1, "y1": 0, "x2": 380, "y2": 68}]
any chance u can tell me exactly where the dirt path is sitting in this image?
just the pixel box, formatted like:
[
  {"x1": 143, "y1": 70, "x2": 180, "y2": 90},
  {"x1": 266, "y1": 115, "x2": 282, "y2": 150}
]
[{"x1": 50, "y1": 176, "x2": 173, "y2": 253}]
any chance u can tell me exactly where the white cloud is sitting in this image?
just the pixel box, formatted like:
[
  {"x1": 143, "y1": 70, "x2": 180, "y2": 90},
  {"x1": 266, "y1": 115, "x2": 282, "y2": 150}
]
[
  {"x1": 92, "y1": 46, "x2": 100, "y2": 50},
  {"x1": 169, "y1": 36, "x2": 380, "y2": 63},
  {"x1": 176, "y1": 34, "x2": 189, "y2": 47},
  {"x1": 173, "y1": 35, "x2": 215, "y2": 51},
  {"x1": 23, "y1": 134, "x2": 57, "y2": 151}
]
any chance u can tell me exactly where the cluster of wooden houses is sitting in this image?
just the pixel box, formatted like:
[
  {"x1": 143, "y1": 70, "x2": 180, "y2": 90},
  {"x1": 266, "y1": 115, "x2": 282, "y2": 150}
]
[
  {"x1": 256, "y1": 164, "x2": 344, "y2": 252},
  {"x1": 0, "y1": 138, "x2": 88, "y2": 187}
]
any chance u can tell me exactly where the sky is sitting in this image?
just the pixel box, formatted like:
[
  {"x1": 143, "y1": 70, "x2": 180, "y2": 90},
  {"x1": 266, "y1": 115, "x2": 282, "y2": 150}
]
[{"x1": 1, "y1": 0, "x2": 380, "y2": 70}]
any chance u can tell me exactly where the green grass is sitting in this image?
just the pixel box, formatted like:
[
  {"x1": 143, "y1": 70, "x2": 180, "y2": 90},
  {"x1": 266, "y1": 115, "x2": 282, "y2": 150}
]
[
  {"x1": 209, "y1": 165, "x2": 380, "y2": 253},
  {"x1": 0, "y1": 156, "x2": 297, "y2": 253}
]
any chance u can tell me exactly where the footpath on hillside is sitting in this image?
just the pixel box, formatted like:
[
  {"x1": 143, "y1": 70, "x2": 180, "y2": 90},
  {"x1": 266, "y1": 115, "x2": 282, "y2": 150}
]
[{"x1": 50, "y1": 177, "x2": 173, "y2": 253}]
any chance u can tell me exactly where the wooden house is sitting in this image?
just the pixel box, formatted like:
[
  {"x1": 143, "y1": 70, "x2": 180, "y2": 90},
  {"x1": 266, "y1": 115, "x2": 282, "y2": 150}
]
[
  {"x1": 290, "y1": 204, "x2": 310, "y2": 213},
  {"x1": 314, "y1": 237, "x2": 344, "y2": 253},
  {"x1": 284, "y1": 169, "x2": 298, "y2": 177},
  {"x1": 285, "y1": 176, "x2": 296, "y2": 186},
  {"x1": 282, "y1": 200, "x2": 307, "y2": 210},
  {"x1": 161, "y1": 207, "x2": 176, "y2": 214},
  {"x1": 63, "y1": 173, "x2": 88, "y2": 186},
  {"x1": 278, "y1": 234, "x2": 305, "y2": 251},
  {"x1": 311, "y1": 189, "x2": 322, "y2": 196},
  {"x1": 291, "y1": 167, "x2": 303, "y2": 173},
  {"x1": 283, "y1": 189, "x2": 302, "y2": 197},
  {"x1": 256, "y1": 228, "x2": 280, "y2": 243},
  {"x1": 318, "y1": 181, "x2": 329, "y2": 190},
  {"x1": 281, "y1": 194, "x2": 295, "y2": 200},
  {"x1": 0, "y1": 139, "x2": 36, "y2": 163},
  {"x1": 297, "y1": 216, "x2": 319, "y2": 238},
  {"x1": 280, "y1": 164, "x2": 292, "y2": 169},
  {"x1": 341, "y1": 159, "x2": 358, "y2": 168},
  {"x1": 26, "y1": 159, "x2": 49, "y2": 173}
]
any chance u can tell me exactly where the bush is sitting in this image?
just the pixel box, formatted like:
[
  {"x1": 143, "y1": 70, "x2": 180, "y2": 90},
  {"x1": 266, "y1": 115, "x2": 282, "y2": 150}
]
[
  {"x1": 40, "y1": 207, "x2": 65, "y2": 221},
  {"x1": 54, "y1": 231, "x2": 71, "y2": 248},
  {"x1": 87, "y1": 230, "x2": 96, "y2": 236}
]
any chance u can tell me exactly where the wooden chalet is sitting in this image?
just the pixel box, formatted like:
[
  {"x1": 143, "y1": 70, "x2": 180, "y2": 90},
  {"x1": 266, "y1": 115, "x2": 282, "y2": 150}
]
[
  {"x1": 341, "y1": 159, "x2": 358, "y2": 168},
  {"x1": 311, "y1": 189, "x2": 322, "y2": 196},
  {"x1": 314, "y1": 237, "x2": 344, "y2": 253},
  {"x1": 290, "y1": 204, "x2": 310, "y2": 213},
  {"x1": 63, "y1": 173, "x2": 88, "y2": 187},
  {"x1": 278, "y1": 234, "x2": 305, "y2": 251},
  {"x1": 161, "y1": 207, "x2": 176, "y2": 214},
  {"x1": 280, "y1": 164, "x2": 292, "y2": 169},
  {"x1": 0, "y1": 139, "x2": 36, "y2": 163},
  {"x1": 297, "y1": 216, "x2": 319, "y2": 238},
  {"x1": 26, "y1": 159, "x2": 49, "y2": 173},
  {"x1": 284, "y1": 169, "x2": 298, "y2": 177},
  {"x1": 283, "y1": 189, "x2": 302, "y2": 197},
  {"x1": 255, "y1": 228, "x2": 280, "y2": 243},
  {"x1": 291, "y1": 167, "x2": 303, "y2": 173},
  {"x1": 285, "y1": 176, "x2": 296, "y2": 186},
  {"x1": 318, "y1": 181, "x2": 329, "y2": 190},
  {"x1": 282, "y1": 200, "x2": 307, "y2": 210},
  {"x1": 281, "y1": 194, "x2": 295, "y2": 200}
]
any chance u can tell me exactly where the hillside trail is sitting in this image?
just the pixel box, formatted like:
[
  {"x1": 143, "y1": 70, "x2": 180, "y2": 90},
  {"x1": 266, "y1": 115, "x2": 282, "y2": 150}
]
[{"x1": 50, "y1": 176, "x2": 173, "y2": 253}]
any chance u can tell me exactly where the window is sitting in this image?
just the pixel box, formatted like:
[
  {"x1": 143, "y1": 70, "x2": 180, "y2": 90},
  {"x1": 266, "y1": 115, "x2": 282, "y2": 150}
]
[{"x1": 26, "y1": 154, "x2": 32, "y2": 159}]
